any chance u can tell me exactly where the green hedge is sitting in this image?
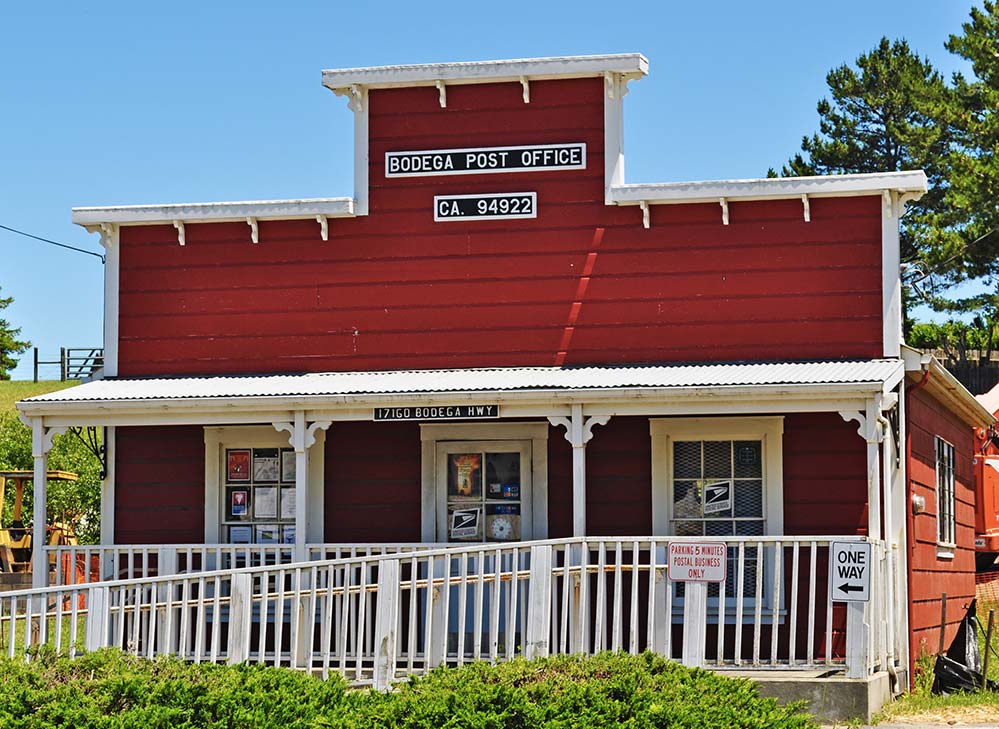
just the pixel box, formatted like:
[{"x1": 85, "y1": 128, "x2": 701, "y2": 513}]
[{"x1": 0, "y1": 649, "x2": 817, "y2": 729}]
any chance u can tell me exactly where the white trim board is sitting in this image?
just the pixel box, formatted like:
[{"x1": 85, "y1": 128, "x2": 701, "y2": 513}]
[
  {"x1": 73, "y1": 198, "x2": 355, "y2": 227},
  {"x1": 322, "y1": 53, "x2": 648, "y2": 91},
  {"x1": 609, "y1": 171, "x2": 927, "y2": 207}
]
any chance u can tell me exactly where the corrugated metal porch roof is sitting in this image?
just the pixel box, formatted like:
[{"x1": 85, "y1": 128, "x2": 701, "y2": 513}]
[{"x1": 22, "y1": 359, "x2": 903, "y2": 405}]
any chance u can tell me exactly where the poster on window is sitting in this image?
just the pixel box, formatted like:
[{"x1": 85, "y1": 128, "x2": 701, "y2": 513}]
[
  {"x1": 230, "y1": 489, "x2": 248, "y2": 517},
  {"x1": 255, "y1": 524, "x2": 279, "y2": 544},
  {"x1": 449, "y1": 507, "x2": 481, "y2": 540},
  {"x1": 281, "y1": 450, "x2": 296, "y2": 483},
  {"x1": 226, "y1": 449, "x2": 251, "y2": 483},
  {"x1": 280, "y1": 487, "x2": 296, "y2": 520},
  {"x1": 255, "y1": 486, "x2": 278, "y2": 519},
  {"x1": 229, "y1": 525, "x2": 252, "y2": 544},
  {"x1": 282, "y1": 525, "x2": 296, "y2": 544},
  {"x1": 448, "y1": 453, "x2": 482, "y2": 500},
  {"x1": 253, "y1": 448, "x2": 280, "y2": 482}
]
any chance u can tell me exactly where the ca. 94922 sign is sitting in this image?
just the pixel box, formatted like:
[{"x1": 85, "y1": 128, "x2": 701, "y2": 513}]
[
  {"x1": 435, "y1": 192, "x2": 536, "y2": 222},
  {"x1": 385, "y1": 143, "x2": 586, "y2": 178}
]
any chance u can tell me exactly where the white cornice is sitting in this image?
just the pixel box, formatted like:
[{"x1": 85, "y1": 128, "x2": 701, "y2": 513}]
[
  {"x1": 322, "y1": 53, "x2": 649, "y2": 92},
  {"x1": 609, "y1": 171, "x2": 928, "y2": 206},
  {"x1": 72, "y1": 197, "x2": 355, "y2": 228}
]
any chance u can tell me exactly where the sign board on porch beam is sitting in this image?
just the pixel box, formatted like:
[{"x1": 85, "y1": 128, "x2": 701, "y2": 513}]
[{"x1": 373, "y1": 405, "x2": 499, "y2": 421}]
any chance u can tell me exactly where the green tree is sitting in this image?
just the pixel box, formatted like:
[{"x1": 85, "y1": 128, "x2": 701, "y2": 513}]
[
  {"x1": 775, "y1": 38, "x2": 952, "y2": 275},
  {"x1": 0, "y1": 415, "x2": 101, "y2": 543},
  {"x1": 0, "y1": 287, "x2": 30, "y2": 380},
  {"x1": 943, "y1": 1, "x2": 999, "y2": 281}
]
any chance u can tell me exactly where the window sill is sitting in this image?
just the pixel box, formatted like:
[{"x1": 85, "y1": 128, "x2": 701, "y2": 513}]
[{"x1": 936, "y1": 545, "x2": 955, "y2": 560}]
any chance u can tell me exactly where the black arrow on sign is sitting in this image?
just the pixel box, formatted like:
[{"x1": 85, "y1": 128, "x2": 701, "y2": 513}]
[{"x1": 838, "y1": 583, "x2": 864, "y2": 594}]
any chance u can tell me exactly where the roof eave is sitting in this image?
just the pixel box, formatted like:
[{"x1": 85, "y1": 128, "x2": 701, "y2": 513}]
[
  {"x1": 609, "y1": 171, "x2": 928, "y2": 206},
  {"x1": 902, "y1": 346, "x2": 996, "y2": 428},
  {"x1": 71, "y1": 198, "x2": 356, "y2": 229},
  {"x1": 322, "y1": 53, "x2": 649, "y2": 92}
]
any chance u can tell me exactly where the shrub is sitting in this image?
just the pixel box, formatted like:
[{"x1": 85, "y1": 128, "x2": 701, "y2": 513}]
[{"x1": 0, "y1": 649, "x2": 817, "y2": 729}]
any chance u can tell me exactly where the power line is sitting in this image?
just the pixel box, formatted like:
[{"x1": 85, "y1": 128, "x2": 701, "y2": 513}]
[{"x1": 0, "y1": 223, "x2": 105, "y2": 263}]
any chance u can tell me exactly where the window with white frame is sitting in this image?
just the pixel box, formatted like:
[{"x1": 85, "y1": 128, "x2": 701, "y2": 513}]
[
  {"x1": 420, "y1": 422, "x2": 549, "y2": 544},
  {"x1": 650, "y1": 417, "x2": 784, "y2": 605},
  {"x1": 203, "y1": 426, "x2": 326, "y2": 545},
  {"x1": 936, "y1": 436, "x2": 956, "y2": 549}
]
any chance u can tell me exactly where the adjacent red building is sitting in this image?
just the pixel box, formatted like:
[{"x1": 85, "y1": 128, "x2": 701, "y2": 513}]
[{"x1": 15, "y1": 54, "x2": 994, "y2": 714}]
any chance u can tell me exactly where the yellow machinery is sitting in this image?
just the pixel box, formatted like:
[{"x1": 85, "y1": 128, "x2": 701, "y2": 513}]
[{"x1": 0, "y1": 470, "x2": 79, "y2": 573}]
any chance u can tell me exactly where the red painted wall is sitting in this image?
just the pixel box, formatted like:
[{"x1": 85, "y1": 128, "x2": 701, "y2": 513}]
[
  {"x1": 324, "y1": 421, "x2": 423, "y2": 543},
  {"x1": 116, "y1": 78, "x2": 885, "y2": 377},
  {"x1": 114, "y1": 426, "x2": 204, "y2": 544},
  {"x1": 783, "y1": 412, "x2": 868, "y2": 536},
  {"x1": 906, "y1": 386, "x2": 977, "y2": 661}
]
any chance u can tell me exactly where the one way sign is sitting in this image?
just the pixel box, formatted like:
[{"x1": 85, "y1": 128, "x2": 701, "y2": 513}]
[{"x1": 829, "y1": 542, "x2": 871, "y2": 602}]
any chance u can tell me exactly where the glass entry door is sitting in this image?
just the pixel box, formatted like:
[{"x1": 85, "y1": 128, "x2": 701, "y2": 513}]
[{"x1": 435, "y1": 440, "x2": 532, "y2": 543}]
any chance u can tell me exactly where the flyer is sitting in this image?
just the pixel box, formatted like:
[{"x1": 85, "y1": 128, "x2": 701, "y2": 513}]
[
  {"x1": 281, "y1": 450, "x2": 296, "y2": 483},
  {"x1": 229, "y1": 525, "x2": 252, "y2": 544},
  {"x1": 449, "y1": 507, "x2": 481, "y2": 539},
  {"x1": 449, "y1": 453, "x2": 482, "y2": 499},
  {"x1": 255, "y1": 486, "x2": 278, "y2": 519},
  {"x1": 226, "y1": 449, "x2": 251, "y2": 482},
  {"x1": 253, "y1": 448, "x2": 280, "y2": 482},
  {"x1": 230, "y1": 490, "x2": 248, "y2": 517},
  {"x1": 255, "y1": 524, "x2": 279, "y2": 544},
  {"x1": 280, "y1": 487, "x2": 296, "y2": 520},
  {"x1": 282, "y1": 525, "x2": 296, "y2": 544}
]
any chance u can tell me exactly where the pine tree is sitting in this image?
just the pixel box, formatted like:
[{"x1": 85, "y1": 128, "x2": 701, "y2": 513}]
[{"x1": 0, "y1": 287, "x2": 30, "y2": 380}]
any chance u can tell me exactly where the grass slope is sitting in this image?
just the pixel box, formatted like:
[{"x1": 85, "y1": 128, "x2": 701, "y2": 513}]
[{"x1": 0, "y1": 380, "x2": 77, "y2": 415}]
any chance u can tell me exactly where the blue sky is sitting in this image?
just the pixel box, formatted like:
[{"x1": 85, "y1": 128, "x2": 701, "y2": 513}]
[{"x1": 0, "y1": 1, "x2": 981, "y2": 379}]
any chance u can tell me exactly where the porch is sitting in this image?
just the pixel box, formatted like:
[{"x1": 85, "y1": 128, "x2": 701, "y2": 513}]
[{"x1": 7, "y1": 535, "x2": 891, "y2": 687}]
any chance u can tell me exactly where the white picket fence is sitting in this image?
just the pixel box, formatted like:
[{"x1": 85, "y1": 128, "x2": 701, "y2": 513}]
[{"x1": 14, "y1": 536, "x2": 889, "y2": 687}]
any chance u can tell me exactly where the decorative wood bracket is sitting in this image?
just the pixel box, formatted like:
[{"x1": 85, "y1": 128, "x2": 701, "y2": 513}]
[
  {"x1": 548, "y1": 407, "x2": 610, "y2": 448},
  {"x1": 640, "y1": 201, "x2": 650, "y2": 229},
  {"x1": 520, "y1": 76, "x2": 530, "y2": 104},
  {"x1": 436, "y1": 80, "x2": 447, "y2": 108},
  {"x1": 719, "y1": 198, "x2": 729, "y2": 226},
  {"x1": 273, "y1": 416, "x2": 332, "y2": 453},
  {"x1": 246, "y1": 218, "x2": 259, "y2": 244},
  {"x1": 839, "y1": 410, "x2": 883, "y2": 444},
  {"x1": 883, "y1": 190, "x2": 893, "y2": 218},
  {"x1": 31, "y1": 424, "x2": 68, "y2": 458},
  {"x1": 603, "y1": 72, "x2": 632, "y2": 99},
  {"x1": 317, "y1": 215, "x2": 329, "y2": 241},
  {"x1": 173, "y1": 220, "x2": 185, "y2": 246},
  {"x1": 801, "y1": 194, "x2": 811, "y2": 222},
  {"x1": 98, "y1": 223, "x2": 116, "y2": 249}
]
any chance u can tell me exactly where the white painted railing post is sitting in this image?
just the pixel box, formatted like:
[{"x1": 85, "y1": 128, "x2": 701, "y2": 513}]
[
  {"x1": 85, "y1": 585, "x2": 110, "y2": 652},
  {"x1": 681, "y1": 581, "x2": 707, "y2": 668},
  {"x1": 373, "y1": 559, "x2": 400, "y2": 690},
  {"x1": 156, "y1": 548, "x2": 177, "y2": 654},
  {"x1": 652, "y1": 543, "x2": 668, "y2": 655},
  {"x1": 525, "y1": 545, "x2": 553, "y2": 659},
  {"x1": 429, "y1": 556, "x2": 447, "y2": 668},
  {"x1": 845, "y1": 601, "x2": 869, "y2": 678},
  {"x1": 227, "y1": 573, "x2": 252, "y2": 664}
]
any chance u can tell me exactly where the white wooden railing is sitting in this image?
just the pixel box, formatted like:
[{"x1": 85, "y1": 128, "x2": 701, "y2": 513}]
[{"x1": 21, "y1": 536, "x2": 889, "y2": 687}]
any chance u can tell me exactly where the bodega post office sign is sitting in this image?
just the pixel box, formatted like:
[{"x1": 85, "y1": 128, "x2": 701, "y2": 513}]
[
  {"x1": 374, "y1": 405, "x2": 499, "y2": 422},
  {"x1": 386, "y1": 143, "x2": 586, "y2": 177}
]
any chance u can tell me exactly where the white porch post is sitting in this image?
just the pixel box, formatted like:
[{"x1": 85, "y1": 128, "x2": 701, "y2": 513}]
[
  {"x1": 548, "y1": 405, "x2": 609, "y2": 536},
  {"x1": 274, "y1": 413, "x2": 331, "y2": 563},
  {"x1": 30, "y1": 419, "x2": 66, "y2": 589}
]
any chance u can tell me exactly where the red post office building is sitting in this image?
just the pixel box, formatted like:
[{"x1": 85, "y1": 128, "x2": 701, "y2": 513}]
[{"x1": 15, "y1": 54, "x2": 995, "y2": 716}]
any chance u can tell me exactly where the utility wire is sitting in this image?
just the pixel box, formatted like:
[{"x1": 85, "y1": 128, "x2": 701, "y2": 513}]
[{"x1": 0, "y1": 223, "x2": 105, "y2": 263}]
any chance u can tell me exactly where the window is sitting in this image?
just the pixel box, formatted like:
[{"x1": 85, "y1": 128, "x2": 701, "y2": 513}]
[
  {"x1": 650, "y1": 417, "x2": 784, "y2": 609},
  {"x1": 936, "y1": 436, "x2": 956, "y2": 551},
  {"x1": 203, "y1": 426, "x2": 326, "y2": 545},
  {"x1": 420, "y1": 422, "x2": 549, "y2": 544},
  {"x1": 437, "y1": 442, "x2": 531, "y2": 543},
  {"x1": 221, "y1": 447, "x2": 296, "y2": 544}
]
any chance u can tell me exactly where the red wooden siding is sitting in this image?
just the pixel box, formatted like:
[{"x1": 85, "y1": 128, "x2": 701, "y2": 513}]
[
  {"x1": 114, "y1": 426, "x2": 204, "y2": 544},
  {"x1": 783, "y1": 412, "x2": 868, "y2": 536},
  {"x1": 116, "y1": 78, "x2": 885, "y2": 377},
  {"x1": 906, "y1": 386, "x2": 977, "y2": 661},
  {"x1": 323, "y1": 421, "x2": 422, "y2": 543}
]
